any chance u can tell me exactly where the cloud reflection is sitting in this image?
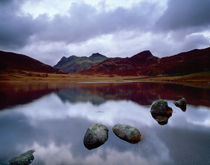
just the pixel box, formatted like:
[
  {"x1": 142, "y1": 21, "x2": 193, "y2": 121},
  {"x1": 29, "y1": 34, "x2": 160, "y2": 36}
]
[{"x1": 0, "y1": 90, "x2": 210, "y2": 165}]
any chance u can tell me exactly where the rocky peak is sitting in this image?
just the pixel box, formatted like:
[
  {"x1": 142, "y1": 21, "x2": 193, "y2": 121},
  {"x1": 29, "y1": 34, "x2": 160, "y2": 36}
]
[
  {"x1": 130, "y1": 50, "x2": 159, "y2": 65},
  {"x1": 131, "y1": 50, "x2": 154, "y2": 60},
  {"x1": 89, "y1": 53, "x2": 107, "y2": 60}
]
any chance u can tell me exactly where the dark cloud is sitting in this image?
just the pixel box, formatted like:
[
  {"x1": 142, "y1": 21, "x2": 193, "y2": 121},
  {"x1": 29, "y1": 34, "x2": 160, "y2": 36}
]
[
  {"x1": 156, "y1": 0, "x2": 210, "y2": 31},
  {"x1": 180, "y1": 34, "x2": 210, "y2": 51},
  {"x1": 0, "y1": 0, "x2": 42, "y2": 49},
  {"x1": 0, "y1": 1, "x2": 161, "y2": 49},
  {"x1": 37, "y1": 2, "x2": 160, "y2": 43}
]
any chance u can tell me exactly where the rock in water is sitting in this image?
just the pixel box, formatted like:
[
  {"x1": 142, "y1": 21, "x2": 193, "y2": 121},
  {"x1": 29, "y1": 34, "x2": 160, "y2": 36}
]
[
  {"x1": 150, "y1": 99, "x2": 173, "y2": 125},
  {"x1": 174, "y1": 98, "x2": 186, "y2": 111},
  {"x1": 83, "y1": 123, "x2": 108, "y2": 150},
  {"x1": 112, "y1": 124, "x2": 141, "y2": 144},
  {"x1": 9, "y1": 150, "x2": 35, "y2": 165}
]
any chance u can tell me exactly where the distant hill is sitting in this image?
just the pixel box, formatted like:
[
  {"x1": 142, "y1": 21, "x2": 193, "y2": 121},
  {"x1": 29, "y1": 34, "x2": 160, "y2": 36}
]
[
  {"x1": 54, "y1": 53, "x2": 107, "y2": 73},
  {"x1": 0, "y1": 50, "x2": 65, "y2": 73},
  {"x1": 80, "y1": 47, "x2": 210, "y2": 76}
]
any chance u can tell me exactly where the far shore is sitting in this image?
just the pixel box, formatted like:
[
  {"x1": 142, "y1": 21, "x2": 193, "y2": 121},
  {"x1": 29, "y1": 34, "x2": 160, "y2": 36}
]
[{"x1": 0, "y1": 70, "x2": 210, "y2": 89}]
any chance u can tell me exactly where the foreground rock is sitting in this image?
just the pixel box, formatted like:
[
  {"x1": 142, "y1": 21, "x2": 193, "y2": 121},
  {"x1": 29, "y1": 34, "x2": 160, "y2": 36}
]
[
  {"x1": 83, "y1": 123, "x2": 108, "y2": 150},
  {"x1": 174, "y1": 98, "x2": 187, "y2": 111},
  {"x1": 150, "y1": 99, "x2": 173, "y2": 125},
  {"x1": 9, "y1": 150, "x2": 35, "y2": 165},
  {"x1": 112, "y1": 124, "x2": 141, "y2": 144}
]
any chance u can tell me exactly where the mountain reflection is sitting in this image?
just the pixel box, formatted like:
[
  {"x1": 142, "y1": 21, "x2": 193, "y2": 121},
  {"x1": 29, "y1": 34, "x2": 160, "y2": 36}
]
[
  {"x1": 56, "y1": 82, "x2": 210, "y2": 107},
  {"x1": 1, "y1": 93, "x2": 210, "y2": 165},
  {"x1": 1, "y1": 82, "x2": 210, "y2": 111}
]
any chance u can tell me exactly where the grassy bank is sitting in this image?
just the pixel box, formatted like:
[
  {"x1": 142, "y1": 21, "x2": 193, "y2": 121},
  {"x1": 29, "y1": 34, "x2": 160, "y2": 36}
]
[{"x1": 0, "y1": 70, "x2": 210, "y2": 88}]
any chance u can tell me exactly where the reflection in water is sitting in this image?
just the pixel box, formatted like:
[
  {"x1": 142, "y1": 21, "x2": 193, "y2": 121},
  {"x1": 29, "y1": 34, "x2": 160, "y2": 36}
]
[
  {"x1": 1, "y1": 82, "x2": 210, "y2": 111},
  {"x1": 0, "y1": 82, "x2": 210, "y2": 165}
]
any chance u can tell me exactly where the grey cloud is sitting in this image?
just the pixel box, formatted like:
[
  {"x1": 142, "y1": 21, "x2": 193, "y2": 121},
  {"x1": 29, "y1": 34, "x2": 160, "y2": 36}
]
[
  {"x1": 0, "y1": 0, "x2": 162, "y2": 50},
  {"x1": 37, "y1": 1, "x2": 160, "y2": 43},
  {"x1": 180, "y1": 34, "x2": 210, "y2": 51},
  {"x1": 156, "y1": 0, "x2": 210, "y2": 31},
  {"x1": 0, "y1": 14, "x2": 37, "y2": 49},
  {"x1": 0, "y1": 0, "x2": 44, "y2": 49}
]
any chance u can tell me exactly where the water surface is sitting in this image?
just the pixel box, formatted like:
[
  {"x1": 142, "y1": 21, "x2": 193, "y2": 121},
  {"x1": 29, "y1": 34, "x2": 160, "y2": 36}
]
[{"x1": 0, "y1": 82, "x2": 210, "y2": 165}]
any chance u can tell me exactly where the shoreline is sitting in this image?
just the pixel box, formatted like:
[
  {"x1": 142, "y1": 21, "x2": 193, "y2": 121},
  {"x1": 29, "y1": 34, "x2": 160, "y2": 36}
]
[{"x1": 0, "y1": 71, "x2": 210, "y2": 89}]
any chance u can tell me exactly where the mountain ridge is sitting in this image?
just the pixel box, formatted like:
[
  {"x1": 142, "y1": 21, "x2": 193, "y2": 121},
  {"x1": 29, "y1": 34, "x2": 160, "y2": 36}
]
[
  {"x1": 54, "y1": 53, "x2": 107, "y2": 73},
  {"x1": 80, "y1": 47, "x2": 210, "y2": 76}
]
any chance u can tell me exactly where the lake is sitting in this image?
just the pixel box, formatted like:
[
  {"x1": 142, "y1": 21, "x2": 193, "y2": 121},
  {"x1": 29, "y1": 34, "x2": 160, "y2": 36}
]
[{"x1": 0, "y1": 82, "x2": 210, "y2": 165}]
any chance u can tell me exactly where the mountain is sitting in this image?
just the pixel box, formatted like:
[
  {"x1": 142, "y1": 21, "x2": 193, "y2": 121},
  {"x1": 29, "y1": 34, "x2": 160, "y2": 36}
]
[
  {"x1": 81, "y1": 47, "x2": 210, "y2": 76},
  {"x1": 80, "y1": 50, "x2": 159, "y2": 75},
  {"x1": 54, "y1": 53, "x2": 107, "y2": 73},
  {"x1": 140, "y1": 47, "x2": 210, "y2": 76},
  {"x1": 0, "y1": 50, "x2": 64, "y2": 73}
]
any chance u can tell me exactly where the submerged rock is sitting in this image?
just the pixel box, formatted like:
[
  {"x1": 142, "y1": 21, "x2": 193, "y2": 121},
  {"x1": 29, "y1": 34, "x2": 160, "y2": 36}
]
[
  {"x1": 83, "y1": 123, "x2": 108, "y2": 150},
  {"x1": 9, "y1": 150, "x2": 35, "y2": 165},
  {"x1": 112, "y1": 124, "x2": 141, "y2": 144},
  {"x1": 150, "y1": 99, "x2": 173, "y2": 125},
  {"x1": 174, "y1": 98, "x2": 187, "y2": 111}
]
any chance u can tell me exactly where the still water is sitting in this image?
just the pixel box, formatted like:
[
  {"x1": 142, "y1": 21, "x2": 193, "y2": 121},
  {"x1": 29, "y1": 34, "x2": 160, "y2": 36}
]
[{"x1": 0, "y1": 82, "x2": 210, "y2": 165}]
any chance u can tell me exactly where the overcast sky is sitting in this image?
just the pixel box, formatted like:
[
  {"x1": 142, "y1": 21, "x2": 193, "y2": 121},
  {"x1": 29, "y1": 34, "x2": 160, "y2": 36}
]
[{"x1": 0, "y1": 0, "x2": 210, "y2": 65}]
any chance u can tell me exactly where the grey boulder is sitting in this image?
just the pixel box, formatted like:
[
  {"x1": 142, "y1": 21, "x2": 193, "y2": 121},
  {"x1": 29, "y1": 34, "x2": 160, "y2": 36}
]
[
  {"x1": 174, "y1": 98, "x2": 187, "y2": 111},
  {"x1": 9, "y1": 150, "x2": 35, "y2": 165},
  {"x1": 83, "y1": 123, "x2": 108, "y2": 150},
  {"x1": 150, "y1": 99, "x2": 173, "y2": 125},
  {"x1": 112, "y1": 124, "x2": 141, "y2": 144}
]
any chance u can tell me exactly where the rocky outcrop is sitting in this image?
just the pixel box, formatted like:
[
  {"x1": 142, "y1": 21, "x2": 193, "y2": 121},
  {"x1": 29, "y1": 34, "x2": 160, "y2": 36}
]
[
  {"x1": 83, "y1": 123, "x2": 108, "y2": 150},
  {"x1": 174, "y1": 98, "x2": 187, "y2": 111},
  {"x1": 112, "y1": 124, "x2": 141, "y2": 144},
  {"x1": 150, "y1": 99, "x2": 173, "y2": 125},
  {"x1": 9, "y1": 150, "x2": 35, "y2": 165}
]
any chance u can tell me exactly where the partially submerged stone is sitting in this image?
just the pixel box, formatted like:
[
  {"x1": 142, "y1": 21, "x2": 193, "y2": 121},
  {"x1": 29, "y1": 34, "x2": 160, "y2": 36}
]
[
  {"x1": 83, "y1": 123, "x2": 108, "y2": 150},
  {"x1": 112, "y1": 124, "x2": 141, "y2": 144},
  {"x1": 153, "y1": 115, "x2": 169, "y2": 125},
  {"x1": 150, "y1": 99, "x2": 173, "y2": 125},
  {"x1": 174, "y1": 98, "x2": 187, "y2": 111},
  {"x1": 9, "y1": 150, "x2": 35, "y2": 165}
]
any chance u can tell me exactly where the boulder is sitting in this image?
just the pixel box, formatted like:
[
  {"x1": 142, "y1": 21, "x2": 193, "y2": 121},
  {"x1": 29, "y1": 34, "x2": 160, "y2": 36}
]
[
  {"x1": 9, "y1": 150, "x2": 35, "y2": 165},
  {"x1": 112, "y1": 124, "x2": 141, "y2": 144},
  {"x1": 174, "y1": 98, "x2": 186, "y2": 111},
  {"x1": 150, "y1": 99, "x2": 173, "y2": 125},
  {"x1": 83, "y1": 123, "x2": 108, "y2": 150}
]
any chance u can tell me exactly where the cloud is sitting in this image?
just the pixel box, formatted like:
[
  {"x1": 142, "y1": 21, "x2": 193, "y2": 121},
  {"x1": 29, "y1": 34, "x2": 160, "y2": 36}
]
[
  {"x1": 0, "y1": 0, "x2": 162, "y2": 49},
  {"x1": 0, "y1": 0, "x2": 210, "y2": 65},
  {"x1": 0, "y1": 0, "x2": 43, "y2": 49},
  {"x1": 36, "y1": 1, "x2": 162, "y2": 44},
  {"x1": 156, "y1": 0, "x2": 210, "y2": 31}
]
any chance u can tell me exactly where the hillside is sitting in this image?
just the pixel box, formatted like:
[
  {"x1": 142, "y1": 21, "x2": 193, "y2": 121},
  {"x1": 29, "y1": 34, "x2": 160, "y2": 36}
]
[
  {"x1": 54, "y1": 53, "x2": 107, "y2": 73},
  {"x1": 0, "y1": 50, "x2": 64, "y2": 74},
  {"x1": 81, "y1": 48, "x2": 210, "y2": 76}
]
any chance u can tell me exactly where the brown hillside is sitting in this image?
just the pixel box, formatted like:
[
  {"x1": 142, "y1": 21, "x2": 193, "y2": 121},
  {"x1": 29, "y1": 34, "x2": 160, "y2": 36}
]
[
  {"x1": 81, "y1": 48, "x2": 210, "y2": 76},
  {"x1": 0, "y1": 50, "x2": 65, "y2": 73}
]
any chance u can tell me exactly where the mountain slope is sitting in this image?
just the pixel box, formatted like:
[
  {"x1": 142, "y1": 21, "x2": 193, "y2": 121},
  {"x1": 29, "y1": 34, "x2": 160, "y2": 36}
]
[
  {"x1": 54, "y1": 53, "x2": 107, "y2": 73},
  {"x1": 0, "y1": 50, "x2": 64, "y2": 73},
  {"x1": 141, "y1": 47, "x2": 210, "y2": 76},
  {"x1": 81, "y1": 48, "x2": 210, "y2": 76},
  {"x1": 80, "y1": 50, "x2": 159, "y2": 75}
]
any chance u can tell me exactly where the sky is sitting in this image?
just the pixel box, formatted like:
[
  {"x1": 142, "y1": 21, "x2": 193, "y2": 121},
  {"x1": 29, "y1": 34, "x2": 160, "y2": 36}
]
[{"x1": 0, "y1": 0, "x2": 210, "y2": 65}]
